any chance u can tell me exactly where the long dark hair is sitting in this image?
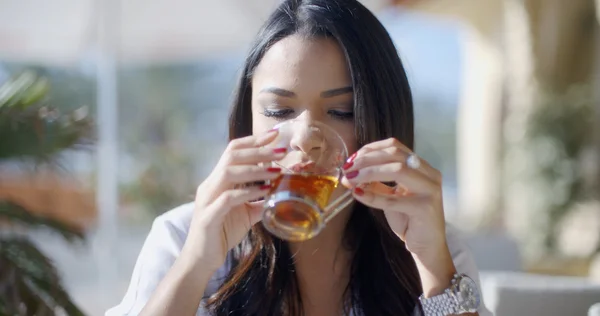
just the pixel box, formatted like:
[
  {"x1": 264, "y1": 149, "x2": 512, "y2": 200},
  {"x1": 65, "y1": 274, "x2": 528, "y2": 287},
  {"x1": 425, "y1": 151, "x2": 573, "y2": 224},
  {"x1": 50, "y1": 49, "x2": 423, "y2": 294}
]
[{"x1": 206, "y1": 0, "x2": 422, "y2": 315}]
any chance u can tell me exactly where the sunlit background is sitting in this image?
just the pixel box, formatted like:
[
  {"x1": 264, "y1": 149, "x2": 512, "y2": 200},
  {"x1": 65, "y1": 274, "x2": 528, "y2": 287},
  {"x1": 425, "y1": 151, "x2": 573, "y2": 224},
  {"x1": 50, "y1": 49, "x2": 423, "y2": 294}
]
[{"x1": 1, "y1": 0, "x2": 599, "y2": 315}]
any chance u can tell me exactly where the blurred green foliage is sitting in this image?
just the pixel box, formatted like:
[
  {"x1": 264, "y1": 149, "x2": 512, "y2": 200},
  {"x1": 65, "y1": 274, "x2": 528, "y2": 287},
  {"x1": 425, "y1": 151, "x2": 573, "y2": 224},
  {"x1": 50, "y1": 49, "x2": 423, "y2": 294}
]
[
  {"x1": 524, "y1": 83, "x2": 598, "y2": 252},
  {"x1": 0, "y1": 71, "x2": 90, "y2": 315}
]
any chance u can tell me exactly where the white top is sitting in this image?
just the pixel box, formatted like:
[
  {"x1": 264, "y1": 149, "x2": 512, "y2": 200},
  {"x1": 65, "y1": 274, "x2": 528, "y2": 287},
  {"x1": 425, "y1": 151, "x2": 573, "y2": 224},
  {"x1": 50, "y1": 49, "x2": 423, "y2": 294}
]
[{"x1": 105, "y1": 203, "x2": 492, "y2": 315}]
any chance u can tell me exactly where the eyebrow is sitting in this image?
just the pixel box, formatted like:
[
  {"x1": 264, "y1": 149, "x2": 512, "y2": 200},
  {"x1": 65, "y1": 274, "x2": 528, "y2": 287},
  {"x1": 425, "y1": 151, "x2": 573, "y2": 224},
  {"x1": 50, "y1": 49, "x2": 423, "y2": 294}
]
[
  {"x1": 320, "y1": 86, "x2": 353, "y2": 98},
  {"x1": 259, "y1": 86, "x2": 353, "y2": 98},
  {"x1": 259, "y1": 87, "x2": 296, "y2": 97}
]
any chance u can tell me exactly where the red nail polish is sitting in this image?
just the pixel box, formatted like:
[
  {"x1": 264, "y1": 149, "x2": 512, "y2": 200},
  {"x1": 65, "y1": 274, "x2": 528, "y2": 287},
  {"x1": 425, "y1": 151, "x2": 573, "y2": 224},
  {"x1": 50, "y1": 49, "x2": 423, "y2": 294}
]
[
  {"x1": 342, "y1": 161, "x2": 354, "y2": 170},
  {"x1": 259, "y1": 184, "x2": 272, "y2": 190},
  {"x1": 347, "y1": 152, "x2": 358, "y2": 162},
  {"x1": 267, "y1": 167, "x2": 281, "y2": 173},
  {"x1": 346, "y1": 170, "x2": 359, "y2": 179},
  {"x1": 354, "y1": 187, "x2": 364, "y2": 196},
  {"x1": 273, "y1": 148, "x2": 287, "y2": 154}
]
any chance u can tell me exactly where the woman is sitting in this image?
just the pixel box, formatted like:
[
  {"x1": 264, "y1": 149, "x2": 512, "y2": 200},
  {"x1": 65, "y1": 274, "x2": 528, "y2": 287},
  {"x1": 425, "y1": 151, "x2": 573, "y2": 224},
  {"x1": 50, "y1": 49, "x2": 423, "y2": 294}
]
[{"x1": 107, "y1": 0, "x2": 490, "y2": 315}]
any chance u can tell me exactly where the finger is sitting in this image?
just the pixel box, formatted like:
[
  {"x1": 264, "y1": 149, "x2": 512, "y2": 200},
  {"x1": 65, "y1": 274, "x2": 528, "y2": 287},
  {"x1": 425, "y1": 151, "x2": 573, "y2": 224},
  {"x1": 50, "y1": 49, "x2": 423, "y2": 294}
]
[
  {"x1": 345, "y1": 146, "x2": 406, "y2": 170},
  {"x1": 347, "y1": 146, "x2": 441, "y2": 184},
  {"x1": 205, "y1": 185, "x2": 271, "y2": 220},
  {"x1": 340, "y1": 181, "x2": 398, "y2": 194},
  {"x1": 226, "y1": 146, "x2": 287, "y2": 165},
  {"x1": 361, "y1": 181, "x2": 398, "y2": 195},
  {"x1": 227, "y1": 129, "x2": 279, "y2": 150},
  {"x1": 352, "y1": 188, "x2": 426, "y2": 217},
  {"x1": 356, "y1": 137, "x2": 412, "y2": 156},
  {"x1": 221, "y1": 165, "x2": 282, "y2": 185},
  {"x1": 342, "y1": 162, "x2": 436, "y2": 194}
]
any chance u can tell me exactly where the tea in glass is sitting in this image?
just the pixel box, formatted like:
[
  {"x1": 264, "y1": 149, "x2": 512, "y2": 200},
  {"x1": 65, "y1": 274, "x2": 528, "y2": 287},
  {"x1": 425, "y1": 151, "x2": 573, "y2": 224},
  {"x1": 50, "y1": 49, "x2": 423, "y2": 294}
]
[
  {"x1": 263, "y1": 173, "x2": 339, "y2": 240},
  {"x1": 260, "y1": 120, "x2": 354, "y2": 241}
]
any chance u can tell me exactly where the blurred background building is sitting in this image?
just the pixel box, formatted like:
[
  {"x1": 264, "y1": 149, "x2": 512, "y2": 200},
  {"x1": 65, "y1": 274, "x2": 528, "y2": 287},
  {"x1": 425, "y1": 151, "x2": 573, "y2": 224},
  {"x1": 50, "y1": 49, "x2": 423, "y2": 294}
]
[{"x1": 1, "y1": 0, "x2": 599, "y2": 315}]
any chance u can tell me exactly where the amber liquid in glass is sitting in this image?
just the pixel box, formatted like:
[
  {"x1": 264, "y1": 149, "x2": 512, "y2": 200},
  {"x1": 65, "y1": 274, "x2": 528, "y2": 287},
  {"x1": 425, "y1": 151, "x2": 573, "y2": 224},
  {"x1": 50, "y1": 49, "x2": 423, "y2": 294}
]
[{"x1": 265, "y1": 173, "x2": 339, "y2": 240}]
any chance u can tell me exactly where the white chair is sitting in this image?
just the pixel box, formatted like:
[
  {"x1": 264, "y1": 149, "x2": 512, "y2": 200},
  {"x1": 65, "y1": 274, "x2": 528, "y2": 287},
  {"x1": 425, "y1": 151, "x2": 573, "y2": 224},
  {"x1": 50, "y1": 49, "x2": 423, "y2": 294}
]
[
  {"x1": 480, "y1": 271, "x2": 600, "y2": 316},
  {"x1": 466, "y1": 232, "x2": 522, "y2": 271},
  {"x1": 589, "y1": 303, "x2": 600, "y2": 316}
]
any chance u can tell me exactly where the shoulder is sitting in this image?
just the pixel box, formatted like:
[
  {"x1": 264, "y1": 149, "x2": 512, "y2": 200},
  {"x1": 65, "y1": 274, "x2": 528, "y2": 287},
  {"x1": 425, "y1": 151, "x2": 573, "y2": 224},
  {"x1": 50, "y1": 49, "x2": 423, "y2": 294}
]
[
  {"x1": 144, "y1": 202, "x2": 196, "y2": 249},
  {"x1": 153, "y1": 202, "x2": 235, "y2": 298},
  {"x1": 105, "y1": 202, "x2": 201, "y2": 316},
  {"x1": 153, "y1": 202, "x2": 195, "y2": 232}
]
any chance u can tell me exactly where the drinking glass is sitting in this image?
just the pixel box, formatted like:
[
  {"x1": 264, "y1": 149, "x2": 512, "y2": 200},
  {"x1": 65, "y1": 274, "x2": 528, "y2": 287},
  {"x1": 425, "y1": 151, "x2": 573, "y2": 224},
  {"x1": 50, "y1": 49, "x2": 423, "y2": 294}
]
[{"x1": 260, "y1": 120, "x2": 354, "y2": 241}]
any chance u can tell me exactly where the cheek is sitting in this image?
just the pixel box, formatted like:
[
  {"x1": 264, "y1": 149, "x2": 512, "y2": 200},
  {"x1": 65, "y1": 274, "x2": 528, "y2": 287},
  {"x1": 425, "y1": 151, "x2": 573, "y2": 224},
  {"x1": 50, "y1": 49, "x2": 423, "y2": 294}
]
[
  {"x1": 251, "y1": 106, "x2": 273, "y2": 135},
  {"x1": 338, "y1": 123, "x2": 358, "y2": 157}
]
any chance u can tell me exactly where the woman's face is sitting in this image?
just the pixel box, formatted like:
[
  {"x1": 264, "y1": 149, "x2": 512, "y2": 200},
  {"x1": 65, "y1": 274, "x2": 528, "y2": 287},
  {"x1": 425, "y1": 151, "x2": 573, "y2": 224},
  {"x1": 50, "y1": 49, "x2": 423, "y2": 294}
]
[{"x1": 251, "y1": 35, "x2": 357, "y2": 157}]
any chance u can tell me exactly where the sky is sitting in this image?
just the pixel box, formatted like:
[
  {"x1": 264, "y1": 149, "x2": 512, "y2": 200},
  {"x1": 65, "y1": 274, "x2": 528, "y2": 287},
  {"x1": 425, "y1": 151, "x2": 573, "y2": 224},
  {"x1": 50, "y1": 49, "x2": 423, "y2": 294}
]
[{"x1": 378, "y1": 7, "x2": 464, "y2": 111}]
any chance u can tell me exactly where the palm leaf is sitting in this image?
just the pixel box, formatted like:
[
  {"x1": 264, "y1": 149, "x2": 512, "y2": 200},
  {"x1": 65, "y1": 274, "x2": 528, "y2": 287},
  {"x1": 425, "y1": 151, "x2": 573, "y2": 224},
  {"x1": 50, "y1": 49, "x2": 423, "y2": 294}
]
[
  {"x1": 0, "y1": 71, "x2": 48, "y2": 109},
  {"x1": 0, "y1": 238, "x2": 85, "y2": 316},
  {"x1": 0, "y1": 71, "x2": 94, "y2": 165},
  {"x1": 16, "y1": 276, "x2": 55, "y2": 316},
  {"x1": 0, "y1": 263, "x2": 19, "y2": 315},
  {"x1": 0, "y1": 105, "x2": 94, "y2": 164},
  {"x1": 0, "y1": 201, "x2": 84, "y2": 243},
  {"x1": 0, "y1": 71, "x2": 90, "y2": 316}
]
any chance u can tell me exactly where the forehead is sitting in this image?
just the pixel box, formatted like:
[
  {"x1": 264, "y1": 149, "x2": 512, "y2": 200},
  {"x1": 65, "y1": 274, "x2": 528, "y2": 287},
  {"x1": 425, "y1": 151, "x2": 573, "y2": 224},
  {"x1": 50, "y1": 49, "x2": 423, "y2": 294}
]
[{"x1": 252, "y1": 35, "x2": 352, "y2": 90}]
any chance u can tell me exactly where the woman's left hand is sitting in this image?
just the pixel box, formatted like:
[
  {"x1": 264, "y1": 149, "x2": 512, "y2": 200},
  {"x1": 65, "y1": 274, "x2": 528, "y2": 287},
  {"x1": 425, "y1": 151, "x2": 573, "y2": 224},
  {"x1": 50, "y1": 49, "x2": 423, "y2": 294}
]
[{"x1": 340, "y1": 137, "x2": 456, "y2": 296}]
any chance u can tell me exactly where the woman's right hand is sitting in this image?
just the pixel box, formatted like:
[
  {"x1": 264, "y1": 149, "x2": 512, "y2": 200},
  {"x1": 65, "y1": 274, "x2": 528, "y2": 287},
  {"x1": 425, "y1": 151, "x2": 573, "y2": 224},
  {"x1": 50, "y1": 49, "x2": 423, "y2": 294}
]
[{"x1": 181, "y1": 130, "x2": 284, "y2": 272}]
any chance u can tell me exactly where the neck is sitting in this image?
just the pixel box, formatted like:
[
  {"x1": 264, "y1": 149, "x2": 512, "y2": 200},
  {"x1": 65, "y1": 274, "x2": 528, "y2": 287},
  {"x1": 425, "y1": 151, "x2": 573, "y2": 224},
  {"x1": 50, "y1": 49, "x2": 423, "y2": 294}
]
[
  {"x1": 287, "y1": 206, "x2": 354, "y2": 310},
  {"x1": 287, "y1": 205, "x2": 352, "y2": 264}
]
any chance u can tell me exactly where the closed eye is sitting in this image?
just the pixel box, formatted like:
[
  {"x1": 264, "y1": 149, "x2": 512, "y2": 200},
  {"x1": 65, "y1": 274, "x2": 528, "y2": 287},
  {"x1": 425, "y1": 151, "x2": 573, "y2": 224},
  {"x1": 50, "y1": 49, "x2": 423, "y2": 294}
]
[
  {"x1": 261, "y1": 108, "x2": 294, "y2": 120},
  {"x1": 328, "y1": 109, "x2": 354, "y2": 121},
  {"x1": 260, "y1": 108, "x2": 354, "y2": 122}
]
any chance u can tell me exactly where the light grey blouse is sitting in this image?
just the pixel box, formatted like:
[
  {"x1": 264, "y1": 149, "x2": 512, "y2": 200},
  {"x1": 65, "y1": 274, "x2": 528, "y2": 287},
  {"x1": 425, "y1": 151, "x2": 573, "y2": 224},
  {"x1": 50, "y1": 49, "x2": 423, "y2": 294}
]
[{"x1": 105, "y1": 203, "x2": 492, "y2": 316}]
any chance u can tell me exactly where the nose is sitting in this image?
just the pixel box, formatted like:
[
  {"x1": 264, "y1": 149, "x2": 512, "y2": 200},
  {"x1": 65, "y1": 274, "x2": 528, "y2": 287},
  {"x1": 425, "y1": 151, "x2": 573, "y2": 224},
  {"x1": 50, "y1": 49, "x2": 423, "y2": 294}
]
[{"x1": 289, "y1": 123, "x2": 325, "y2": 155}]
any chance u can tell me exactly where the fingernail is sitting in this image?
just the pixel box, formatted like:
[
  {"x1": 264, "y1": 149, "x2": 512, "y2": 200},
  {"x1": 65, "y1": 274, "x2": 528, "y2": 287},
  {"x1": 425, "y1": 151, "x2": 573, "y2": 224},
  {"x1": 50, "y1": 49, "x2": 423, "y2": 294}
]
[
  {"x1": 342, "y1": 161, "x2": 354, "y2": 170},
  {"x1": 347, "y1": 152, "x2": 357, "y2": 162},
  {"x1": 345, "y1": 170, "x2": 359, "y2": 179},
  {"x1": 267, "y1": 167, "x2": 281, "y2": 173},
  {"x1": 354, "y1": 187, "x2": 364, "y2": 196},
  {"x1": 259, "y1": 184, "x2": 272, "y2": 190},
  {"x1": 273, "y1": 148, "x2": 287, "y2": 154},
  {"x1": 268, "y1": 127, "x2": 279, "y2": 133}
]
